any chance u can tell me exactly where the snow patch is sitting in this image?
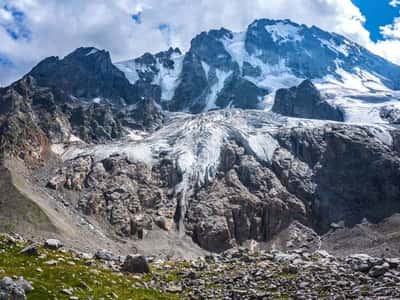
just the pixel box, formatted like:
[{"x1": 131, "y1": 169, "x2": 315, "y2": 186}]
[
  {"x1": 265, "y1": 23, "x2": 303, "y2": 44},
  {"x1": 86, "y1": 48, "x2": 99, "y2": 56},
  {"x1": 153, "y1": 54, "x2": 184, "y2": 101},
  {"x1": 201, "y1": 61, "x2": 210, "y2": 80},
  {"x1": 115, "y1": 60, "x2": 140, "y2": 84},
  {"x1": 204, "y1": 69, "x2": 232, "y2": 111},
  {"x1": 319, "y1": 39, "x2": 350, "y2": 57},
  {"x1": 222, "y1": 32, "x2": 247, "y2": 69}
]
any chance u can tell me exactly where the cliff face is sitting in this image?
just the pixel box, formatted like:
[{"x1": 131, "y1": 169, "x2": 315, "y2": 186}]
[{"x1": 272, "y1": 80, "x2": 344, "y2": 121}]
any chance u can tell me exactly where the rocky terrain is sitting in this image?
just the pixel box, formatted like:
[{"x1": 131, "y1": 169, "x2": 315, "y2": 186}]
[
  {"x1": 1, "y1": 17, "x2": 400, "y2": 300},
  {"x1": 1, "y1": 233, "x2": 400, "y2": 299}
]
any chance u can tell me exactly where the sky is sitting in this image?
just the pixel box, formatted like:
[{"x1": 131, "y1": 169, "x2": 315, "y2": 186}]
[{"x1": 0, "y1": 0, "x2": 400, "y2": 86}]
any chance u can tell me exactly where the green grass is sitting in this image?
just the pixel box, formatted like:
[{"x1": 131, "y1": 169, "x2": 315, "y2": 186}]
[{"x1": 0, "y1": 238, "x2": 180, "y2": 300}]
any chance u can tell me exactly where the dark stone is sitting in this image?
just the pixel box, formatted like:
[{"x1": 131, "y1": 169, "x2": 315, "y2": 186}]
[
  {"x1": 19, "y1": 244, "x2": 38, "y2": 256},
  {"x1": 121, "y1": 254, "x2": 150, "y2": 274}
]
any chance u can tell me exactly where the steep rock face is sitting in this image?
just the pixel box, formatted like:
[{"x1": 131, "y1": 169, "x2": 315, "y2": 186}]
[
  {"x1": 0, "y1": 75, "x2": 164, "y2": 162},
  {"x1": 117, "y1": 99, "x2": 164, "y2": 132},
  {"x1": 47, "y1": 153, "x2": 179, "y2": 238},
  {"x1": 272, "y1": 80, "x2": 344, "y2": 121},
  {"x1": 29, "y1": 47, "x2": 138, "y2": 105},
  {"x1": 44, "y1": 110, "x2": 400, "y2": 253},
  {"x1": 115, "y1": 48, "x2": 183, "y2": 107},
  {"x1": 165, "y1": 52, "x2": 209, "y2": 112},
  {"x1": 273, "y1": 125, "x2": 400, "y2": 233},
  {"x1": 185, "y1": 142, "x2": 307, "y2": 252},
  {"x1": 69, "y1": 103, "x2": 125, "y2": 143},
  {"x1": 157, "y1": 29, "x2": 269, "y2": 112}
]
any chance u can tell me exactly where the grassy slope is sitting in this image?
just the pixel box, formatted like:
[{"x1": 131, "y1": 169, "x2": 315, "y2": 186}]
[{"x1": 0, "y1": 237, "x2": 179, "y2": 300}]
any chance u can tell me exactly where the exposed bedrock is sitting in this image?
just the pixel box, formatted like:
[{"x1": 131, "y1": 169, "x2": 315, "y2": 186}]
[
  {"x1": 272, "y1": 80, "x2": 344, "y2": 121},
  {"x1": 273, "y1": 125, "x2": 400, "y2": 233},
  {"x1": 47, "y1": 121, "x2": 400, "y2": 253}
]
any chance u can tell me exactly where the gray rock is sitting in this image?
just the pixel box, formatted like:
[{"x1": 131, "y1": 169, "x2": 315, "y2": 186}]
[
  {"x1": 0, "y1": 277, "x2": 33, "y2": 300},
  {"x1": 44, "y1": 239, "x2": 63, "y2": 250},
  {"x1": 19, "y1": 244, "x2": 38, "y2": 256},
  {"x1": 380, "y1": 106, "x2": 400, "y2": 124},
  {"x1": 369, "y1": 263, "x2": 390, "y2": 278},
  {"x1": 95, "y1": 250, "x2": 117, "y2": 262}
]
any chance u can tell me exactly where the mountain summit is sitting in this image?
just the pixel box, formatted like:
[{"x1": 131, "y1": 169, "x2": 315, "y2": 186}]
[{"x1": 116, "y1": 18, "x2": 400, "y2": 117}]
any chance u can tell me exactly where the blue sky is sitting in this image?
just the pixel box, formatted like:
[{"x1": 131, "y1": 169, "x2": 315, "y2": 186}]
[
  {"x1": 352, "y1": 0, "x2": 399, "y2": 41},
  {"x1": 0, "y1": 0, "x2": 400, "y2": 86}
]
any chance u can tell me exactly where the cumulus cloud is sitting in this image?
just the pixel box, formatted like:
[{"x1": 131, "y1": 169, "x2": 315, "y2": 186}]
[
  {"x1": 370, "y1": 4, "x2": 400, "y2": 65},
  {"x1": 0, "y1": 0, "x2": 397, "y2": 85}
]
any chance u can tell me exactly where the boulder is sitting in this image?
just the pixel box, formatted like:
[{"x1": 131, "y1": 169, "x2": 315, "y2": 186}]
[
  {"x1": 44, "y1": 239, "x2": 63, "y2": 250},
  {"x1": 347, "y1": 254, "x2": 374, "y2": 273},
  {"x1": 95, "y1": 250, "x2": 117, "y2": 262},
  {"x1": 380, "y1": 106, "x2": 400, "y2": 124},
  {"x1": 0, "y1": 277, "x2": 33, "y2": 300},
  {"x1": 369, "y1": 263, "x2": 390, "y2": 278},
  {"x1": 121, "y1": 255, "x2": 150, "y2": 274},
  {"x1": 19, "y1": 244, "x2": 38, "y2": 256}
]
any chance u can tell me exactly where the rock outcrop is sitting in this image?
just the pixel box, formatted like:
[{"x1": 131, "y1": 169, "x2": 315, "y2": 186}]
[
  {"x1": 272, "y1": 80, "x2": 344, "y2": 121},
  {"x1": 380, "y1": 106, "x2": 400, "y2": 124}
]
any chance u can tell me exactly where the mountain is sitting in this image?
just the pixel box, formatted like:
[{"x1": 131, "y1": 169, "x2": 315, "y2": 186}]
[
  {"x1": 116, "y1": 19, "x2": 400, "y2": 118},
  {"x1": 29, "y1": 47, "x2": 140, "y2": 106},
  {"x1": 1, "y1": 18, "x2": 400, "y2": 264}
]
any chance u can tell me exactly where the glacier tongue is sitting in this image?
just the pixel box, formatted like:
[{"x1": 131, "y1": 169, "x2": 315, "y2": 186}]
[
  {"x1": 60, "y1": 110, "x2": 287, "y2": 187},
  {"x1": 59, "y1": 109, "x2": 396, "y2": 189}
]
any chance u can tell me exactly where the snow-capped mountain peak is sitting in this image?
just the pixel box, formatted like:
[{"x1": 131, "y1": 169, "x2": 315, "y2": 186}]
[{"x1": 115, "y1": 18, "x2": 400, "y2": 120}]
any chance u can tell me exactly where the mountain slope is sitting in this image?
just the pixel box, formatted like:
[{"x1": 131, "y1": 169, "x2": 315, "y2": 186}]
[
  {"x1": 29, "y1": 47, "x2": 139, "y2": 106},
  {"x1": 116, "y1": 19, "x2": 400, "y2": 117}
]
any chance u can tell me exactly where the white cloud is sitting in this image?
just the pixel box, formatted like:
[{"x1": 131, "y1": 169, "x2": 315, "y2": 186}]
[
  {"x1": 370, "y1": 14, "x2": 400, "y2": 65},
  {"x1": 380, "y1": 17, "x2": 400, "y2": 39},
  {"x1": 389, "y1": 0, "x2": 400, "y2": 7},
  {"x1": 0, "y1": 0, "x2": 398, "y2": 86}
]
